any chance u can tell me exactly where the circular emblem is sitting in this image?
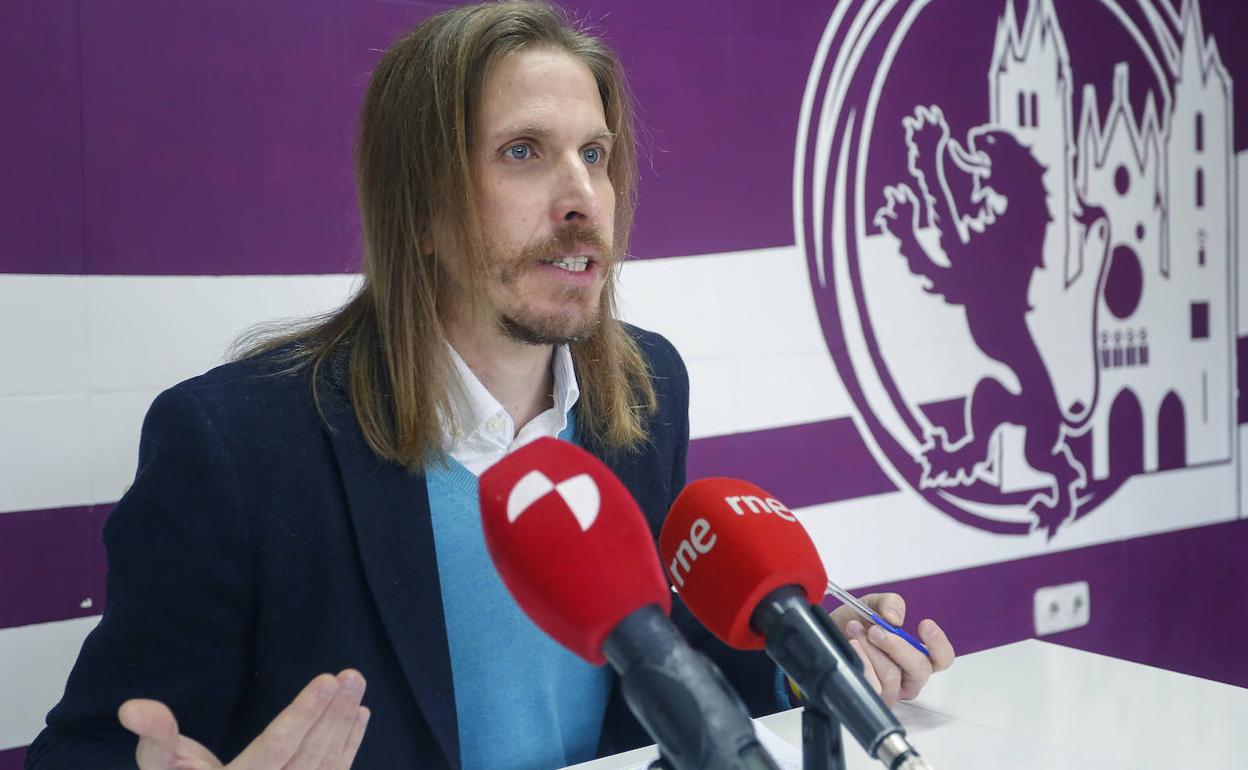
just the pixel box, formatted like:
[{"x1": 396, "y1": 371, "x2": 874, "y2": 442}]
[{"x1": 797, "y1": 0, "x2": 1235, "y2": 537}]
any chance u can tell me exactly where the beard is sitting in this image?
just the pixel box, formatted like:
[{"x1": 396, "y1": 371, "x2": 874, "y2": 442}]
[
  {"x1": 491, "y1": 225, "x2": 613, "y2": 345},
  {"x1": 499, "y1": 308, "x2": 602, "y2": 345}
]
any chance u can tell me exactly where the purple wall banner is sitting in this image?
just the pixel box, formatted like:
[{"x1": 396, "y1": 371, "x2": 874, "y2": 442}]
[
  {"x1": 4, "y1": 0, "x2": 1248, "y2": 758},
  {"x1": 0, "y1": 505, "x2": 109, "y2": 630},
  {"x1": 8, "y1": 0, "x2": 1247, "y2": 276},
  {"x1": 0, "y1": 747, "x2": 25, "y2": 770},
  {"x1": 688, "y1": 417, "x2": 896, "y2": 509}
]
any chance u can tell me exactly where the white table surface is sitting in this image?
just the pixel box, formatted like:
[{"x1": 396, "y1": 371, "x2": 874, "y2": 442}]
[{"x1": 563, "y1": 639, "x2": 1248, "y2": 770}]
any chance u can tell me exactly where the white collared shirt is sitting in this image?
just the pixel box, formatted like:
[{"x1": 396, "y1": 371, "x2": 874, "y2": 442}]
[{"x1": 444, "y1": 343, "x2": 580, "y2": 476}]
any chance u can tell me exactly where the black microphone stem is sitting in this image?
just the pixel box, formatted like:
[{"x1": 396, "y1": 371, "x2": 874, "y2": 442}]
[
  {"x1": 802, "y1": 704, "x2": 847, "y2": 770},
  {"x1": 752, "y1": 586, "x2": 934, "y2": 770},
  {"x1": 603, "y1": 605, "x2": 781, "y2": 770}
]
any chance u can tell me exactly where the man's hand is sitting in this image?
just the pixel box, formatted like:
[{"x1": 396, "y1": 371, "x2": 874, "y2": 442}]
[
  {"x1": 830, "y1": 594, "x2": 954, "y2": 706},
  {"x1": 118, "y1": 670, "x2": 370, "y2": 770}
]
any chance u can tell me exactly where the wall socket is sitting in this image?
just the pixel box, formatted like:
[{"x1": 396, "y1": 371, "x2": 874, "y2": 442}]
[{"x1": 1033, "y1": 580, "x2": 1091, "y2": 636}]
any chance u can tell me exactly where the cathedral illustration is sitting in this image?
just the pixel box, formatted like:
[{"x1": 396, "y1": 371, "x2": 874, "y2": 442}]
[{"x1": 989, "y1": 0, "x2": 1234, "y2": 484}]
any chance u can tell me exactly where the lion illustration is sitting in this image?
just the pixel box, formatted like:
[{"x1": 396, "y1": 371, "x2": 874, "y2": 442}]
[{"x1": 874, "y1": 105, "x2": 1109, "y2": 537}]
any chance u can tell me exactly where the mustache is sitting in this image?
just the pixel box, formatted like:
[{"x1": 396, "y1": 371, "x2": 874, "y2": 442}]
[{"x1": 518, "y1": 225, "x2": 613, "y2": 264}]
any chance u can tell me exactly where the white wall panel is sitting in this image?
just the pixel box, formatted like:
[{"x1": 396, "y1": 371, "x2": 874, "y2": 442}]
[
  {"x1": 86, "y1": 274, "x2": 361, "y2": 393},
  {"x1": 1238, "y1": 152, "x2": 1247, "y2": 335},
  {"x1": 88, "y1": 389, "x2": 160, "y2": 504},
  {"x1": 620, "y1": 247, "x2": 854, "y2": 437},
  {"x1": 0, "y1": 275, "x2": 360, "y2": 512},
  {"x1": 684, "y1": 357, "x2": 736, "y2": 439},
  {"x1": 618, "y1": 246, "x2": 828, "y2": 359},
  {"x1": 727, "y1": 351, "x2": 850, "y2": 435},
  {"x1": 0, "y1": 395, "x2": 91, "y2": 515},
  {"x1": 0, "y1": 277, "x2": 87, "y2": 398},
  {"x1": 1239, "y1": 425, "x2": 1248, "y2": 520},
  {"x1": 0, "y1": 616, "x2": 99, "y2": 750},
  {"x1": 801, "y1": 460, "x2": 1238, "y2": 590}
]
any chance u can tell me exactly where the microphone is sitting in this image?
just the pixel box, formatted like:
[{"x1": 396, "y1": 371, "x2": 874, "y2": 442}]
[
  {"x1": 477, "y1": 438, "x2": 780, "y2": 770},
  {"x1": 659, "y1": 478, "x2": 933, "y2": 770}
]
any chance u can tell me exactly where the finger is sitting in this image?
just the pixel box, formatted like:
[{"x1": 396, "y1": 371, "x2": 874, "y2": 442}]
[
  {"x1": 119, "y1": 704, "x2": 222, "y2": 770},
  {"x1": 848, "y1": 622, "x2": 901, "y2": 705},
  {"x1": 847, "y1": 638, "x2": 882, "y2": 696},
  {"x1": 867, "y1": 624, "x2": 933, "y2": 702},
  {"x1": 861, "y1": 592, "x2": 906, "y2": 626},
  {"x1": 828, "y1": 605, "x2": 859, "y2": 635},
  {"x1": 119, "y1": 700, "x2": 179, "y2": 770},
  {"x1": 288, "y1": 670, "x2": 366, "y2": 770},
  {"x1": 173, "y1": 755, "x2": 216, "y2": 770},
  {"x1": 233, "y1": 674, "x2": 339, "y2": 770},
  {"x1": 326, "y1": 672, "x2": 368, "y2": 760},
  {"x1": 120, "y1": 699, "x2": 179, "y2": 744},
  {"x1": 325, "y1": 707, "x2": 370, "y2": 770},
  {"x1": 918, "y1": 619, "x2": 956, "y2": 672}
]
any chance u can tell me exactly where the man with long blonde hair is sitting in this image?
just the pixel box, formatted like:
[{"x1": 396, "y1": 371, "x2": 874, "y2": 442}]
[{"x1": 27, "y1": 3, "x2": 952, "y2": 769}]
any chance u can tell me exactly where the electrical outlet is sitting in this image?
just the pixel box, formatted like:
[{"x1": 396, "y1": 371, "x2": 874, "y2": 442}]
[{"x1": 1033, "y1": 580, "x2": 1090, "y2": 636}]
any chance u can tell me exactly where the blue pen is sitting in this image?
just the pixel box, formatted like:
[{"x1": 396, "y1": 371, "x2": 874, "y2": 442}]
[{"x1": 825, "y1": 580, "x2": 930, "y2": 657}]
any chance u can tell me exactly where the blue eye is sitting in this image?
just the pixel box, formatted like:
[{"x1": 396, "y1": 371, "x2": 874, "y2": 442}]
[
  {"x1": 505, "y1": 144, "x2": 531, "y2": 160},
  {"x1": 583, "y1": 146, "x2": 603, "y2": 165}
]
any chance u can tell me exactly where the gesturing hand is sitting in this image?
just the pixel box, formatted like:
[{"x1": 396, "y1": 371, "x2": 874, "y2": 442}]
[
  {"x1": 118, "y1": 670, "x2": 369, "y2": 770},
  {"x1": 830, "y1": 594, "x2": 955, "y2": 706}
]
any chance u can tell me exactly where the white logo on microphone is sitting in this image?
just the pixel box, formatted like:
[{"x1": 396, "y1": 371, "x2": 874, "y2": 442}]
[{"x1": 507, "y1": 471, "x2": 600, "y2": 531}]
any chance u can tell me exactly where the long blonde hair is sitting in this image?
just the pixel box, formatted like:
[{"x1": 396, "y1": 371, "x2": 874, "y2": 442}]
[{"x1": 236, "y1": 1, "x2": 656, "y2": 466}]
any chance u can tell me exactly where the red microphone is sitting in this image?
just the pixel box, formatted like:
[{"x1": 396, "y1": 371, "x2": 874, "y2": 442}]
[
  {"x1": 659, "y1": 479, "x2": 932, "y2": 770},
  {"x1": 478, "y1": 439, "x2": 780, "y2": 770},
  {"x1": 659, "y1": 478, "x2": 826, "y2": 650},
  {"x1": 478, "y1": 436, "x2": 669, "y2": 664}
]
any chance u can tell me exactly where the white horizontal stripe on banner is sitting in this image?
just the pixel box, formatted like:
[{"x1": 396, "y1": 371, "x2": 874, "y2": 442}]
[
  {"x1": 0, "y1": 616, "x2": 99, "y2": 751},
  {"x1": 1, "y1": 275, "x2": 360, "y2": 513},
  {"x1": 800, "y1": 455, "x2": 1239, "y2": 591},
  {"x1": 2, "y1": 252, "x2": 866, "y2": 513}
]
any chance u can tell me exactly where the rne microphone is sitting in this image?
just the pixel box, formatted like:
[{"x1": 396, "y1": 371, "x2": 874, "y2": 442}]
[
  {"x1": 659, "y1": 478, "x2": 933, "y2": 770},
  {"x1": 477, "y1": 438, "x2": 780, "y2": 770}
]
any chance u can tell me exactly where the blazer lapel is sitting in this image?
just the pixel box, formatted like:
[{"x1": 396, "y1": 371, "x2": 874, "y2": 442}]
[{"x1": 322, "y1": 397, "x2": 461, "y2": 768}]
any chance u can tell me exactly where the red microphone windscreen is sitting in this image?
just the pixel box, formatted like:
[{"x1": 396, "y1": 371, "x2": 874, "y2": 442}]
[
  {"x1": 659, "y1": 478, "x2": 827, "y2": 650},
  {"x1": 478, "y1": 437, "x2": 672, "y2": 665}
]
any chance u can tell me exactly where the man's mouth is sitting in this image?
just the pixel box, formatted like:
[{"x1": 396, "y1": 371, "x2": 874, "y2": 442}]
[{"x1": 542, "y1": 255, "x2": 593, "y2": 273}]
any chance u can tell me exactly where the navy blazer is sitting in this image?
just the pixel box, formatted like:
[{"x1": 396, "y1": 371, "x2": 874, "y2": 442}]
[{"x1": 27, "y1": 326, "x2": 779, "y2": 769}]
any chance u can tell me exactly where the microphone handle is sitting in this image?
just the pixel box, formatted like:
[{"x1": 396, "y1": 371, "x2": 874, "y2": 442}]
[
  {"x1": 752, "y1": 585, "x2": 928, "y2": 768},
  {"x1": 603, "y1": 604, "x2": 781, "y2": 770}
]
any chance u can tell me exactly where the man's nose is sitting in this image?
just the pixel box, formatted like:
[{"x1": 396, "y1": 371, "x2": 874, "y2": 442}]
[{"x1": 551, "y1": 153, "x2": 601, "y2": 226}]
